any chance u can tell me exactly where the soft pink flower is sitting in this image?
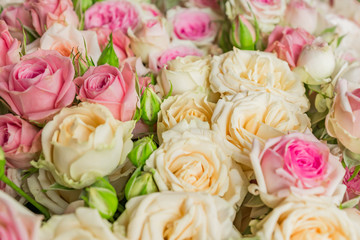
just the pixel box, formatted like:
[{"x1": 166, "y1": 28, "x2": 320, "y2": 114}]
[
  {"x1": 0, "y1": 5, "x2": 33, "y2": 41},
  {"x1": 284, "y1": 0, "x2": 318, "y2": 34},
  {"x1": 24, "y1": 0, "x2": 79, "y2": 36},
  {"x1": 265, "y1": 26, "x2": 315, "y2": 67},
  {"x1": 0, "y1": 20, "x2": 20, "y2": 67},
  {"x1": 0, "y1": 50, "x2": 76, "y2": 123},
  {"x1": 0, "y1": 114, "x2": 41, "y2": 169},
  {"x1": 140, "y1": 3, "x2": 162, "y2": 20},
  {"x1": 85, "y1": 0, "x2": 140, "y2": 33},
  {"x1": 250, "y1": 132, "x2": 346, "y2": 207},
  {"x1": 343, "y1": 166, "x2": 360, "y2": 201},
  {"x1": 0, "y1": 190, "x2": 43, "y2": 240},
  {"x1": 74, "y1": 64, "x2": 137, "y2": 121}
]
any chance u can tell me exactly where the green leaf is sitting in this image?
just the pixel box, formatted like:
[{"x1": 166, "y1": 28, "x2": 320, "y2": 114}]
[
  {"x1": 97, "y1": 33, "x2": 119, "y2": 68},
  {"x1": 163, "y1": 81, "x2": 173, "y2": 100},
  {"x1": 340, "y1": 196, "x2": 360, "y2": 209},
  {"x1": 337, "y1": 34, "x2": 346, "y2": 47},
  {"x1": 348, "y1": 165, "x2": 360, "y2": 182},
  {"x1": 320, "y1": 26, "x2": 337, "y2": 35},
  {"x1": 343, "y1": 148, "x2": 360, "y2": 169},
  {"x1": 46, "y1": 183, "x2": 75, "y2": 192}
]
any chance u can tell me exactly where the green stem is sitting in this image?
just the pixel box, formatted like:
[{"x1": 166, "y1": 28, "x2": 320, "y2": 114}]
[{"x1": 1, "y1": 176, "x2": 50, "y2": 219}]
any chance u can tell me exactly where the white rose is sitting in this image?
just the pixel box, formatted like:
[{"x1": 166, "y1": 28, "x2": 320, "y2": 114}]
[
  {"x1": 211, "y1": 91, "x2": 310, "y2": 168},
  {"x1": 157, "y1": 90, "x2": 216, "y2": 143},
  {"x1": 210, "y1": 48, "x2": 309, "y2": 112},
  {"x1": 252, "y1": 196, "x2": 360, "y2": 240},
  {"x1": 39, "y1": 207, "x2": 123, "y2": 240},
  {"x1": 340, "y1": 62, "x2": 360, "y2": 91},
  {"x1": 146, "y1": 120, "x2": 248, "y2": 207},
  {"x1": 114, "y1": 192, "x2": 241, "y2": 240},
  {"x1": 35, "y1": 102, "x2": 135, "y2": 189}
]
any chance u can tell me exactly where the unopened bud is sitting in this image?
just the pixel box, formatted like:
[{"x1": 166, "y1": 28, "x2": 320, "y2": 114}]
[
  {"x1": 125, "y1": 168, "x2": 158, "y2": 200},
  {"x1": 230, "y1": 15, "x2": 255, "y2": 50},
  {"x1": 128, "y1": 136, "x2": 157, "y2": 168},
  {"x1": 140, "y1": 87, "x2": 162, "y2": 125}
]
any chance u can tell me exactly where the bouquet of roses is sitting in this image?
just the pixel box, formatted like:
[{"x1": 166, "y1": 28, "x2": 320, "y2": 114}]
[{"x1": 0, "y1": 0, "x2": 360, "y2": 239}]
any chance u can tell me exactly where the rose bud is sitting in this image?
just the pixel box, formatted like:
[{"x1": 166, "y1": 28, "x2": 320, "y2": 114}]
[
  {"x1": 140, "y1": 87, "x2": 162, "y2": 125},
  {"x1": 127, "y1": 136, "x2": 157, "y2": 168},
  {"x1": 230, "y1": 15, "x2": 256, "y2": 50},
  {"x1": 125, "y1": 168, "x2": 158, "y2": 200}
]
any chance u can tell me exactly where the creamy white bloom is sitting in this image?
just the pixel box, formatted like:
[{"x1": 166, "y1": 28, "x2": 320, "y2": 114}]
[
  {"x1": 146, "y1": 120, "x2": 248, "y2": 207},
  {"x1": 211, "y1": 91, "x2": 310, "y2": 168},
  {"x1": 35, "y1": 102, "x2": 135, "y2": 189},
  {"x1": 210, "y1": 48, "x2": 309, "y2": 112},
  {"x1": 340, "y1": 62, "x2": 360, "y2": 91},
  {"x1": 114, "y1": 192, "x2": 241, "y2": 240}
]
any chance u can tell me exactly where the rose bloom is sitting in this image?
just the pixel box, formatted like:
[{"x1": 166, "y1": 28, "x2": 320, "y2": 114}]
[
  {"x1": 0, "y1": 20, "x2": 20, "y2": 67},
  {"x1": 250, "y1": 132, "x2": 346, "y2": 207},
  {"x1": 210, "y1": 48, "x2": 309, "y2": 112},
  {"x1": 0, "y1": 167, "x2": 21, "y2": 198},
  {"x1": 212, "y1": 91, "x2": 310, "y2": 168},
  {"x1": 139, "y1": 3, "x2": 162, "y2": 21},
  {"x1": 39, "y1": 207, "x2": 122, "y2": 240},
  {"x1": 85, "y1": 0, "x2": 140, "y2": 33},
  {"x1": 35, "y1": 102, "x2": 135, "y2": 189},
  {"x1": 114, "y1": 192, "x2": 241, "y2": 240},
  {"x1": 0, "y1": 114, "x2": 41, "y2": 169},
  {"x1": 146, "y1": 120, "x2": 248, "y2": 207},
  {"x1": 0, "y1": 50, "x2": 75, "y2": 123},
  {"x1": 343, "y1": 166, "x2": 360, "y2": 206},
  {"x1": 252, "y1": 196, "x2": 360, "y2": 240},
  {"x1": 284, "y1": 0, "x2": 318, "y2": 34},
  {"x1": 0, "y1": 190, "x2": 43, "y2": 240},
  {"x1": 74, "y1": 64, "x2": 137, "y2": 121},
  {"x1": 167, "y1": 7, "x2": 220, "y2": 45},
  {"x1": 341, "y1": 62, "x2": 360, "y2": 91},
  {"x1": 326, "y1": 79, "x2": 360, "y2": 154},
  {"x1": 24, "y1": 0, "x2": 79, "y2": 36}
]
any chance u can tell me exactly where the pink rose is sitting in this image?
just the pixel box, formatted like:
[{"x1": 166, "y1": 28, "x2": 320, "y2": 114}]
[
  {"x1": 265, "y1": 26, "x2": 315, "y2": 68},
  {"x1": 326, "y1": 80, "x2": 360, "y2": 154},
  {"x1": 74, "y1": 64, "x2": 137, "y2": 121},
  {"x1": 24, "y1": 0, "x2": 79, "y2": 36},
  {"x1": 343, "y1": 166, "x2": 360, "y2": 203},
  {"x1": 85, "y1": 0, "x2": 140, "y2": 33},
  {"x1": 140, "y1": 3, "x2": 162, "y2": 20},
  {"x1": 188, "y1": 0, "x2": 220, "y2": 9},
  {"x1": 284, "y1": 0, "x2": 318, "y2": 34},
  {"x1": 0, "y1": 114, "x2": 41, "y2": 169},
  {"x1": 0, "y1": 5, "x2": 33, "y2": 41},
  {"x1": 0, "y1": 20, "x2": 20, "y2": 67},
  {"x1": 0, "y1": 50, "x2": 76, "y2": 123},
  {"x1": 0, "y1": 190, "x2": 43, "y2": 240},
  {"x1": 250, "y1": 132, "x2": 346, "y2": 207}
]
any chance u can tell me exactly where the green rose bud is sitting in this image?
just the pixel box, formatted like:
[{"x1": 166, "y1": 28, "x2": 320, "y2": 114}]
[
  {"x1": 125, "y1": 168, "x2": 158, "y2": 200},
  {"x1": 82, "y1": 177, "x2": 118, "y2": 219},
  {"x1": 140, "y1": 87, "x2": 162, "y2": 125},
  {"x1": 230, "y1": 15, "x2": 255, "y2": 50},
  {"x1": 73, "y1": 0, "x2": 94, "y2": 12},
  {"x1": 128, "y1": 136, "x2": 157, "y2": 168},
  {"x1": 97, "y1": 33, "x2": 119, "y2": 68}
]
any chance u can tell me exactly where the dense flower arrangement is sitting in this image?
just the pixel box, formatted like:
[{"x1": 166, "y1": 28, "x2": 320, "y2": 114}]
[{"x1": 0, "y1": 0, "x2": 360, "y2": 239}]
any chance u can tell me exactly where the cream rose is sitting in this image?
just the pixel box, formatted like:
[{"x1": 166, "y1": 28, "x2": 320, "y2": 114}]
[
  {"x1": 211, "y1": 91, "x2": 310, "y2": 168},
  {"x1": 157, "y1": 90, "x2": 216, "y2": 143},
  {"x1": 252, "y1": 196, "x2": 360, "y2": 240},
  {"x1": 210, "y1": 48, "x2": 309, "y2": 112},
  {"x1": 39, "y1": 207, "x2": 123, "y2": 240},
  {"x1": 146, "y1": 120, "x2": 248, "y2": 207},
  {"x1": 114, "y1": 192, "x2": 241, "y2": 240},
  {"x1": 35, "y1": 102, "x2": 135, "y2": 189}
]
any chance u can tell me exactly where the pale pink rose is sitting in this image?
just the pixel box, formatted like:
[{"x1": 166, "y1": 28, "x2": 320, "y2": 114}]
[
  {"x1": 85, "y1": 0, "x2": 140, "y2": 33},
  {"x1": 95, "y1": 28, "x2": 133, "y2": 63},
  {"x1": 0, "y1": 114, "x2": 41, "y2": 169},
  {"x1": 140, "y1": 3, "x2": 162, "y2": 20},
  {"x1": 0, "y1": 190, "x2": 43, "y2": 240},
  {"x1": 0, "y1": 5, "x2": 33, "y2": 41},
  {"x1": 74, "y1": 64, "x2": 137, "y2": 121},
  {"x1": 24, "y1": 0, "x2": 79, "y2": 36},
  {"x1": 265, "y1": 26, "x2": 315, "y2": 68},
  {"x1": 188, "y1": 0, "x2": 220, "y2": 9},
  {"x1": 0, "y1": 167, "x2": 21, "y2": 198},
  {"x1": 0, "y1": 20, "x2": 20, "y2": 67},
  {"x1": 326, "y1": 79, "x2": 360, "y2": 154},
  {"x1": 284, "y1": 0, "x2": 318, "y2": 34},
  {"x1": 250, "y1": 132, "x2": 346, "y2": 207},
  {"x1": 167, "y1": 7, "x2": 220, "y2": 45},
  {"x1": 0, "y1": 50, "x2": 76, "y2": 123}
]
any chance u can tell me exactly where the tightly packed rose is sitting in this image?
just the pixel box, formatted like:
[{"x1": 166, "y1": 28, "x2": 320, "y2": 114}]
[
  {"x1": 265, "y1": 26, "x2": 315, "y2": 68},
  {"x1": 0, "y1": 5, "x2": 32, "y2": 41},
  {"x1": 128, "y1": 18, "x2": 170, "y2": 63},
  {"x1": 0, "y1": 20, "x2": 20, "y2": 67},
  {"x1": 212, "y1": 91, "x2": 310, "y2": 168},
  {"x1": 0, "y1": 190, "x2": 43, "y2": 240},
  {"x1": 252, "y1": 196, "x2": 360, "y2": 240},
  {"x1": 0, "y1": 50, "x2": 75, "y2": 123},
  {"x1": 34, "y1": 102, "x2": 135, "y2": 189},
  {"x1": 284, "y1": 0, "x2": 318, "y2": 34},
  {"x1": 326, "y1": 79, "x2": 360, "y2": 154},
  {"x1": 39, "y1": 207, "x2": 122, "y2": 240},
  {"x1": 210, "y1": 48, "x2": 309, "y2": 112},
  {"x1": 0, "y1": 166, "x2": 21, "y2": 198},
  {"x1": 145, "y1": 120, "x2": 248, "y2": 207},
  {"x1": 114, "y1": 192, "x2": 241, "y2": 240},
  {"x1": 157, "y1": 55, "x2": 211, "y2": 97},
  {"x1": 85, "y1": 0, "x2": 140, "y2": 33},
  {"x1": 157, "y1": 91, "x2": 216, "y2": 143},
  {"x1": 74, "y1": 64, "x2": 137, "y2": 121},
  {"x1": 167, "y1": 7, "x2": 220, "y2": 45},
  {"x1": 24, "y1": 0, "x2": 78, "y2": 36},
  {"x1": 0, "y1": 114, "x2": 41, "y2": 169},
  {"x1": 250, "y1": 132, "x2": 346, "y2": 207},
  {"x1": 343, "y1": 166, "x2": 360, "y2": 205}
]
